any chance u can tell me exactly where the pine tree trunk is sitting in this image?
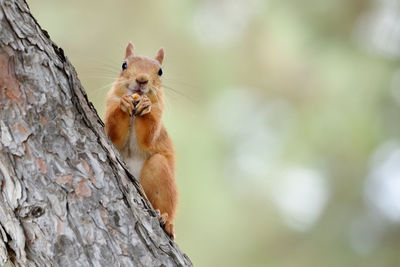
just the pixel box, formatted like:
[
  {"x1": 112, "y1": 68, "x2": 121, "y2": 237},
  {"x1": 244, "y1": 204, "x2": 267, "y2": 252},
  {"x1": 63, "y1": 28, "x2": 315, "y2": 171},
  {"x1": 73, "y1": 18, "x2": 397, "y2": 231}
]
[{"x1": 0, "y1": 0, "x2": 192, "y2": 266}]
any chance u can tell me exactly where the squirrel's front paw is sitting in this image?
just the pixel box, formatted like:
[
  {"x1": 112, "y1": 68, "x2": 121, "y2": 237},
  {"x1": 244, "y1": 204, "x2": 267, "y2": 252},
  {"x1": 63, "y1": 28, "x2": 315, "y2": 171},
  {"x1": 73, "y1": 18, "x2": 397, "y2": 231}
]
[
  {"x1": 134, "y1": 95, "x2": 152, "y2": 116},
  {"x1": 119, "y1": 94, "x2": 135, "y2": 116}
]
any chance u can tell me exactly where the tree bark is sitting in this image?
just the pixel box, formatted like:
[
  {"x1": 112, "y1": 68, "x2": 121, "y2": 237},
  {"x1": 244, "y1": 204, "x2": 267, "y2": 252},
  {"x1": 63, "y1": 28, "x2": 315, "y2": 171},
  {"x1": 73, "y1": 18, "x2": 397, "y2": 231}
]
[{"x1": 0, "y1": 0, "x2": 192, "y2": 266}]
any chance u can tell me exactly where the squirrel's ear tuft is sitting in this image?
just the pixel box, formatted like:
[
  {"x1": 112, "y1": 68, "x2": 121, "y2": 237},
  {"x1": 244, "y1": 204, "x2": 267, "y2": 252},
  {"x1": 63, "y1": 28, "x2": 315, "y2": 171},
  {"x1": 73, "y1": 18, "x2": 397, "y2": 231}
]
[
  {"x1": 155, "y1": 48, "x2": 164, "y2": 64},
  {"x1": 125, "y1": 42, "x2": 135, "y2": 58}
]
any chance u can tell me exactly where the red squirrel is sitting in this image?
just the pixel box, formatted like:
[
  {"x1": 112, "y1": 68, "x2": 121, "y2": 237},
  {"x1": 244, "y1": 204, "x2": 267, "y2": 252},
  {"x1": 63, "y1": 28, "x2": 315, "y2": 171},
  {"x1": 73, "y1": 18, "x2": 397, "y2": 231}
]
[{"x1": 104, "y1": 42, "x2": 177, "y2": 239}]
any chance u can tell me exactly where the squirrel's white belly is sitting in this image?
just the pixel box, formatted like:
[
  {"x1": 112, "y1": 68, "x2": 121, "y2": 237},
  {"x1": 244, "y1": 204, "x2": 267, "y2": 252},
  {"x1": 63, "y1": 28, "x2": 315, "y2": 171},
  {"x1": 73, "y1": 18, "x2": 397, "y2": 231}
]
[{"x1": 120, "y1": 120, "x2": 149, "y2": 179}]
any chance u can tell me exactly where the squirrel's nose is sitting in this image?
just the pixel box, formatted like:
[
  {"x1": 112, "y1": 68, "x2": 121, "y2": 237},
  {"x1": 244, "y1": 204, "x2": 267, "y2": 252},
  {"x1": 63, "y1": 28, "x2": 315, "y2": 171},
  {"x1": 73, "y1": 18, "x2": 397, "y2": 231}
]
[{"x1": 136, "y1": 77, "x2": 148, "y2": 85}]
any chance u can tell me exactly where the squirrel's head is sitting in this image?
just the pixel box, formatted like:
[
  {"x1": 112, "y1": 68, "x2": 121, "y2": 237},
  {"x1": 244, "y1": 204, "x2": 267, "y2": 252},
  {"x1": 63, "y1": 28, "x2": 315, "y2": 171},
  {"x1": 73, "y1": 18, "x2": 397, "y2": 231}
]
[{"x1": 114, "y1": 42, "x2": 164, "y2": 103}]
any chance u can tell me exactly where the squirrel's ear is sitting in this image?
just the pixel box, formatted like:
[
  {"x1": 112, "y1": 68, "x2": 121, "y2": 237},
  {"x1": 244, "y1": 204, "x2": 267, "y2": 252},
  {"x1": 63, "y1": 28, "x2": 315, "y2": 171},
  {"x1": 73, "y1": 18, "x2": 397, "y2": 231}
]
[
  {"x1": 125, "y1": 42, "x2": 135, "y2": 58},
  {"x1": 155, "y1": 48, "x2": 164, "y2": 64}
]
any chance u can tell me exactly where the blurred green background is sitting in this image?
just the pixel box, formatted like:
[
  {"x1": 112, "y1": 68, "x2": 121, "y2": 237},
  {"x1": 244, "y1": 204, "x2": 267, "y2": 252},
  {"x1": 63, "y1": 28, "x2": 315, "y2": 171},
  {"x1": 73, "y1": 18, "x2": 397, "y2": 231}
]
[{"x1": 27, "y1": 0, "x2": 400, "y2": 266}]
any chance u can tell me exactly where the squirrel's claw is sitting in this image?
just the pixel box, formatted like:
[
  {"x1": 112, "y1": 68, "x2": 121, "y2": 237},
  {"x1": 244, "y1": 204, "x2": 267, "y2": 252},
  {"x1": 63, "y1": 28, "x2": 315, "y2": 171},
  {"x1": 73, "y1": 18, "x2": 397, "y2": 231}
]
[
  {"x1": 120, "y1": 94, "x2": 135, "y2": 116},
  {"x1": 154, "y1": 209, "x2": 174, "y2": 239},
  {"x1": 155, "y1": 209, "x2": 168, "y2": 225},
  {"x1": 134, "y1": 95, "x2": 152, "y2": 116}
]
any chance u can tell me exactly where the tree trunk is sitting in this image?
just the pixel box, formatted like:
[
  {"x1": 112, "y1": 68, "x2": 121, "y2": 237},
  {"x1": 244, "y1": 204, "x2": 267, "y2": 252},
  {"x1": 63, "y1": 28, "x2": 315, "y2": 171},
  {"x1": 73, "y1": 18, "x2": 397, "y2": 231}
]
[{"x1": 0, "y1": 0, "x2": 192, "y2": 266}]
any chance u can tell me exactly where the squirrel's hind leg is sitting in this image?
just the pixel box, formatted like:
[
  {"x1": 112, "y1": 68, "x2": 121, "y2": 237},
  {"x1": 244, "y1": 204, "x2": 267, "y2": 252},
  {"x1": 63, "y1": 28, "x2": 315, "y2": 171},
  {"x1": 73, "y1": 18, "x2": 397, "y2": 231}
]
[{"x1": 140, "y1": 153, "x2": 177, "y2": 239}]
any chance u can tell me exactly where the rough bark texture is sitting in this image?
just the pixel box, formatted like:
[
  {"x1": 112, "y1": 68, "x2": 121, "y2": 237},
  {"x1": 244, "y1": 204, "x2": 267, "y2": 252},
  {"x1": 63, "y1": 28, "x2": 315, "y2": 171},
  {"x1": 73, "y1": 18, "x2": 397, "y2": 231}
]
[{"x1": 0, "y1": 0, "x2": 192, "y2": 266}]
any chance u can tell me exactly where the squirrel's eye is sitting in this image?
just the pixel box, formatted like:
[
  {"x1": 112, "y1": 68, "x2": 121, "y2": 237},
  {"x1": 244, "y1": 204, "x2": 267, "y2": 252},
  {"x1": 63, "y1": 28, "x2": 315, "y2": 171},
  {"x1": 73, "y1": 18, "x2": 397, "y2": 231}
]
[
  {"x1": 122, "y1": 62, "x2": 127, "y2": 71},
  {"x1": 158, "y1": 68, "x2": 163, "y2": 76}
]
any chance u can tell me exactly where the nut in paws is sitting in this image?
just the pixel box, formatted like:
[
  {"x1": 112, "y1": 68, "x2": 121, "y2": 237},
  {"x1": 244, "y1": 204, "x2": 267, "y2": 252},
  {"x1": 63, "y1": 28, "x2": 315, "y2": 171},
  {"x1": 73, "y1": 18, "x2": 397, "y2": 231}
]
[
  {"x1": 134, "y1": 95, "x2": 152, "y2": 116},
  {"x1": 120, "y1": 94, "x2": 135, "y2": 116}
]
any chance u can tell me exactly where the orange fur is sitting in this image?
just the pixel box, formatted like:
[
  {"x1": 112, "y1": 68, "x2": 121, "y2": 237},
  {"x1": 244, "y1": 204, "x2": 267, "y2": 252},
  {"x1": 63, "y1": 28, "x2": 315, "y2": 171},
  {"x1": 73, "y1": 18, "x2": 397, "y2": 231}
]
[
  {"x1": 104, "y1": 43, "x2": 177, "y2": 238},
  {"x1": 104, "y1": 100, "x2": 130, "y2": 149}
]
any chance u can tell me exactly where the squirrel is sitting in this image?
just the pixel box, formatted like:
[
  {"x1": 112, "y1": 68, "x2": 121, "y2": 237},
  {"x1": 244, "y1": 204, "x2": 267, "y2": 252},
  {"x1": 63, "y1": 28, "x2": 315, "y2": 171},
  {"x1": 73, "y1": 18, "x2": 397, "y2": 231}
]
[{"x1": 104, "y1": 42, "x2": 177, "y2": 239}]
